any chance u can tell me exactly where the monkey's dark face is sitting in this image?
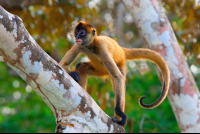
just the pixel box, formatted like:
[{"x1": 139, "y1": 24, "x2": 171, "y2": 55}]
[
  {"x1": 74, "y1": 29, "x2": 87, "y2": 46},
  {"x1": 74, "y1": 22, "x2": 96, "y2": 46}
]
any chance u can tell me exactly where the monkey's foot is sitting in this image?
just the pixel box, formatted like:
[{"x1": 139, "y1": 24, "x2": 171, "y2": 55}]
[
  {"x1": 112, "y1": 117, "x2": 126, "y2": 126},
  {"x1": 112, "y1": 117, "x2": 120, "y2": 123},
  {"x1": 69, "y1": 71, "x2": 80, "y2": 82}
]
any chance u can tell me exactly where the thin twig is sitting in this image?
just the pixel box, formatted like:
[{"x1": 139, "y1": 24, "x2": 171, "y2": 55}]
[
  {"x1": 120, "y1": 0, "x2": 135, "y2": 19},
  {"x1": 140, "y1": 114, "x2": 146, "y2": 133}
]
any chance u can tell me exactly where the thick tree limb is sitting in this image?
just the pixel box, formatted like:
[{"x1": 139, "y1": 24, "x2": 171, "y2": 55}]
[{"x1": 0, "y1": 6, "x2": 125, "y2": 133}]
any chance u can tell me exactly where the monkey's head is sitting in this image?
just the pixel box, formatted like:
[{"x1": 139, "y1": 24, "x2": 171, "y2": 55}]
[{"x1": 74, "y1": 21, "x2": 96, "y2": 46}]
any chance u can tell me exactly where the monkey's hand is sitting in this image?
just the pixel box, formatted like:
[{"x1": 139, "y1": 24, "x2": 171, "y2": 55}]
[{"x1": 69, "y1": 71, "x2": 80, "y2": 82}]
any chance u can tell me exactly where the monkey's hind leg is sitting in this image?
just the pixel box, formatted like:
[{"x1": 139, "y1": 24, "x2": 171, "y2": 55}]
[
  {"x1": 72, "y1": 62, "x2": 109, "y2": 90},
  {"x1": 70, "y1": 62, "x2": 94, "y2": 89}
]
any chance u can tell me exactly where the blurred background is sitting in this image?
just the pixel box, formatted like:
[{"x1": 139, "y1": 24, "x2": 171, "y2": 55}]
[{"x1": 0, "y1": 0, "x2": 199, "y2": 133}]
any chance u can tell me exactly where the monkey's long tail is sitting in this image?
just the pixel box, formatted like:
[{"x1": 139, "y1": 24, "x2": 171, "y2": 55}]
[{"x1": 123, "y1": 48, "x2": 170, "y2": 109}]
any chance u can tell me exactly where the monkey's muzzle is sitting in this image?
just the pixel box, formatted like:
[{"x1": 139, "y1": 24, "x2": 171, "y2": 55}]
[{"x1": 76, "y1": 39, "x2": 82, "y2": 45}]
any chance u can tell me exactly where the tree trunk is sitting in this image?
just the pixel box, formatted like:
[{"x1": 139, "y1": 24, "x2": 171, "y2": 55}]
[
  {"x1": 123, "y1": 0, "x2": 200, "y2": 132},
  {"x1": 0, "y1": 6, "x2": 125, "y2": 133}
]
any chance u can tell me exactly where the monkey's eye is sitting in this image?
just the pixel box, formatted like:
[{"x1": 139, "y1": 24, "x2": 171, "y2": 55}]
[
  {"x1": 92, "y1": 30, "x2": 95, "y2": 36},
  {"x1": 80, "y1": 31, "x2": 85, "y2": 35},
  {"x1": 75, "y1": 33, "x2": 78, "y2": 37}
]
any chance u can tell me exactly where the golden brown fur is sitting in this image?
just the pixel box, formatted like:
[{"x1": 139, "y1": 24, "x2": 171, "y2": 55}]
[{"x1": 59, "y1": 21, "x2": 170, "y2": 126}]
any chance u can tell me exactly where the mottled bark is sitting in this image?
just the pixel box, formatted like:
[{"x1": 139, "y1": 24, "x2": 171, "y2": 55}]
[
  {"x1": 0, "y1": 6, "x2": 125, "y2": 133},
  {"x1": 123, "y1": 0, "x2": 200, "y2": 132}
]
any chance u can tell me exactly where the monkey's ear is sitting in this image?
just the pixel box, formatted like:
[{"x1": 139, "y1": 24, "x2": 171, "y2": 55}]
[{"x1": 92, "y1": 30, "x2": 95, "y2": 36}]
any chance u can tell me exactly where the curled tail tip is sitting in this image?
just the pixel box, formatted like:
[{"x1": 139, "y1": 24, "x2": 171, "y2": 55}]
[
  {"x1": 139, "y1": 96, "x2": 147, "y2": 108},
  {"x1": 139, "y1": 81, "x2": 168, "y2": 109},
  {"x1": 139, "y1": 96, "x2": 146, "y2": 102},
  {"x1": 139, "y1": 96, "x2": 155, "y2": 109}
]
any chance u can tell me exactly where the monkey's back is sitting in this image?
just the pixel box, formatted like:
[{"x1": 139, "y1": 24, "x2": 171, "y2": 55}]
[
  {"x1": 83, "y1": 36, "x2": 126, "y2": 76},
  {"x1": 97, "y1": 36, "x2": 126, "y2": 66}
]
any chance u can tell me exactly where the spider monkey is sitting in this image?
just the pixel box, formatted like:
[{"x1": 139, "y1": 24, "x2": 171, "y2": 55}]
[{"x1": 59, "y1": 21, "x2": 170, "y2": 126}]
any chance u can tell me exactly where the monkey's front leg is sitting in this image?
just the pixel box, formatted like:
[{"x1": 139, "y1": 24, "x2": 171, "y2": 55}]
[
  {"x1": 111, "y1": 72, "x2": 127, "y2": 126},
  {"x1": 59, "y1": 45, "x2": 80, "y2": 78},
  {"x1": 99, "y1": 52, "x2": 127, "y2": 126},
  {"x1": 111, "y1": 65, "x2": 127, "y2": 126}
]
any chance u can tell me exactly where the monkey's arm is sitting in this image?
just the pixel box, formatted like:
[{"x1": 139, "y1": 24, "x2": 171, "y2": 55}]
[
  {"x1": 99, "y1": 51, "x2": 127, "y2": 126},
  {"x1": 59, "y1": 45, "x2": 80, "y2": 73}
]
